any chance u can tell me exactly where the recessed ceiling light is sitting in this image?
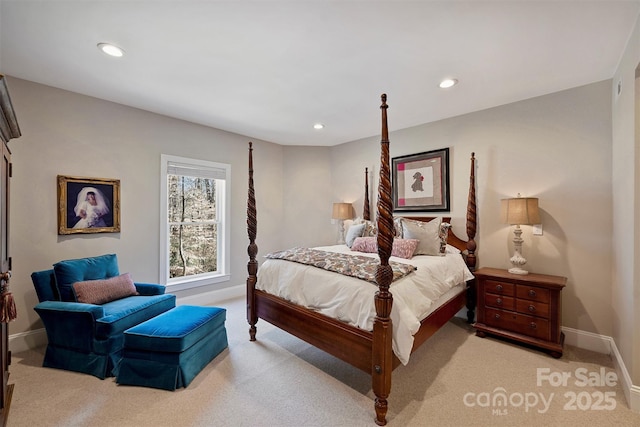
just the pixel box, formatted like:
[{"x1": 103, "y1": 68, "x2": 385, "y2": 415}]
[
  {"x1": 97, "y1": 43, "x2": 125, "y2": 58},
  {"x1": 313, "y1": 123, "x2": 324, "y2": 130},
  {"x1": 439, "y1": 78, "x2": 458, "y2": 89}
]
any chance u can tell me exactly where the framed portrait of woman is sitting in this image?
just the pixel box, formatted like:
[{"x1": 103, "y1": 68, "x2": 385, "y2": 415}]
[{"x1": 57, "y1": 175, "x2": 121, "y2": 235}]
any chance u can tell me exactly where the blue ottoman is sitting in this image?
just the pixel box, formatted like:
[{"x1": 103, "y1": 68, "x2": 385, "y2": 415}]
[{"x1": 116, "y1": 305, "x2": 228, "y2": 390}]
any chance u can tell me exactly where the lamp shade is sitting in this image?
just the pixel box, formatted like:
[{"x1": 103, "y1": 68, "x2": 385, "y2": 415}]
[
  {"x1": 500, "y1": 197, "x2": 540, "y2": 225},
  {"x1": 332, "y1": 202, "x2": 353, "y2": 220}
]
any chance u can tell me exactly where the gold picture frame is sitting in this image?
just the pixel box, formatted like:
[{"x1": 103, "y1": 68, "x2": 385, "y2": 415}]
[{"x1": 57, "y1": 175, "x2": 121, "y2": 235}]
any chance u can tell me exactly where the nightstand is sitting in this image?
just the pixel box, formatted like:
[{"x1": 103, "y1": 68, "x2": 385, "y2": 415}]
[{"x1": 473, "y1": 267, "x2": 567, "y2": 358}]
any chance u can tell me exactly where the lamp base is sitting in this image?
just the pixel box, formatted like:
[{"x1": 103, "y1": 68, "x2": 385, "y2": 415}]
[
  {"x1": 337, "y1": 220, "x2": 346, "y2": 245},
  {"x1": 508, "y1": 267, "x2": 529, "y2": 275},
  {"x1": 508, "y1": 243, "x2": 528, "y2": 275}
]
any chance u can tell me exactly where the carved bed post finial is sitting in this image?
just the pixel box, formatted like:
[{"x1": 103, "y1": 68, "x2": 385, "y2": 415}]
[
  {"x1": 466, "y1": 152, "x2": 477, "y2": 270},
  {"x1": 364, "y1": 167, "x2": 371, "y2": 221},
  {"x1": 247, "y1": 142, "x2": 258, "y2": 341},
  {"x1": 373, "y1": 93, "x2": 393, "y2": 426}
]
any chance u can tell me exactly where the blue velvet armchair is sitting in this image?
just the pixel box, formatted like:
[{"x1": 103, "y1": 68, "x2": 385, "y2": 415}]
[{"x1": 31, "y1": 254, "x2": 176, "y2": 379}]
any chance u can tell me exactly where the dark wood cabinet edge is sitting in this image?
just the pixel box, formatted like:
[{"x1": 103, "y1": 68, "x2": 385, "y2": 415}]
[
  {"x1": 474, "y1": 322, "x2": 564, "y2": 358},
  {"x1": 0, "y1": 383, "x2": 13, "y2": 427},
  {"x1": 474, "y1": 267, "x2": 567, "y2": 290}
]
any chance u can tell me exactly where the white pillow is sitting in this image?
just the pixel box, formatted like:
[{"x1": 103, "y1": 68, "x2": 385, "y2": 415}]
[{"x1": 445, "y1": 244, "x2": 461, "y2": 254}]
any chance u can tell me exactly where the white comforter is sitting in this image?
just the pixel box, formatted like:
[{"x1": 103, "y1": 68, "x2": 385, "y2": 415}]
[{"x1": 256, "y1": 244, "x2": 474, "y2": 365}]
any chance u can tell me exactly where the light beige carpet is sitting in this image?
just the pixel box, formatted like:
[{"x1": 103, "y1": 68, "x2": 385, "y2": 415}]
[{"x1": 8, "y1": 297, "x2": 640, "y2": 426}]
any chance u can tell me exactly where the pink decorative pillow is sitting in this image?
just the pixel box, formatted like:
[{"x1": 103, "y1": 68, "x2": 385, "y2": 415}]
[
  {"x1": 391, "y1": 238, "x2": 419, "y2": 259},
  {"x1": 351, "y1": 237, "x2": 419, "y2": 259},
  {"x1": 351, "y1": 236, "x2": 378, "y2": 253},
  {"x1": 72, "y1": 273, "x2": 138, "y2": 304}
]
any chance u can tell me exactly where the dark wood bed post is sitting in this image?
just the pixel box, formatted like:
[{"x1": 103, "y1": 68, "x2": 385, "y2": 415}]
[
  {"x1": 373, "y1": 94, "x2": 394, "y2": 426},
  {"x1": 363, "y1": 167, "x2": 371, "y2": 221},
  {"x1": 247, "y1": 142, "x2": 258, "y2": 341},
  {"x1": 465, "y1": 152, "x2": 477, "y2": 323},
  {"x1": 466, "y1": 152, "x2": 477, "y2": 269}
]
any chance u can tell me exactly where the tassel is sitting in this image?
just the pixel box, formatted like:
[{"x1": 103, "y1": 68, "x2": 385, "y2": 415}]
[{"x1": 0, "y1": 284, "x2": 16, "y2": 322}]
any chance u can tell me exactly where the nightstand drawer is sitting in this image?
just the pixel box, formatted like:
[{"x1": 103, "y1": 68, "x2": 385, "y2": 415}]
[
  {"x1": 484, "y1": 307, "x2": 516, "y2": 329},
  {"x1": 485, "y1": 280, "x2": 515, "y2": 296},
  {"x1": 510, "y1": 313, "x2": 550, "y2": 341},
  {"x1": 516, "y1": 299, "x2": 549, "y2": 318},
  {"x1": 485, "y1": 293, "x2": 515, "y2": 310},
  {"x1": 516, "y1": 285, "x2": 549, "y2": 303},
  {"x1": 484, "y1": 308, "x2": 550, "y2": 341}
]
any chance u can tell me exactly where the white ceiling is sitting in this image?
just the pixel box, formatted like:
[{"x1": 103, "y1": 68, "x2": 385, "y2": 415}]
[{"x1": 1, "y1": 1, "x2": 639, "y2": 146}]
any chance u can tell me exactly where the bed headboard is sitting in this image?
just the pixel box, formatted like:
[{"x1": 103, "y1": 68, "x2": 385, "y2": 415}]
[{"x1": 400, "y1": 151, "x2": 477, "y2": 268}]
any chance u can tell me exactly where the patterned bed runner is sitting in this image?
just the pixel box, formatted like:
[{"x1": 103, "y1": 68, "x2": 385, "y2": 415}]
[{"x1": 265, "y1": 247, "x2": 416, "y2": 284}]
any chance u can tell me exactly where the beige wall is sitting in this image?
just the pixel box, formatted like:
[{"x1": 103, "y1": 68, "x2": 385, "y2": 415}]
[
  {"x1": 3, "y1": 74, "x2": 624, "y2": 377},
  {"x1": 612, "y1": 14, "x2": 640, "y2": 384},
  {"x1": 331, "y1": 82, "x2": 614, "y2": 338},
  {"x1": 281, "y1": 146, "x2": 334, "y2": 248},
  {"x1": 6, "y1": 77, "x2": 285, "y2": 341}
]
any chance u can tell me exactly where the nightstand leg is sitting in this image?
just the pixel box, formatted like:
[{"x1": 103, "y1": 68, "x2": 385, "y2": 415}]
[{"x1": 466, "y1": 280, "x2": 476, "y2": 323}]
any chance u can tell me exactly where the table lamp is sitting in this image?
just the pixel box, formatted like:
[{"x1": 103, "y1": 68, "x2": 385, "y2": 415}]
[
  {"x1": 332, "y1": 202, "x2": 353, "y2": 244},
  {"x1": 500, "y1": 194, "x2": 540, "y2": 275}
]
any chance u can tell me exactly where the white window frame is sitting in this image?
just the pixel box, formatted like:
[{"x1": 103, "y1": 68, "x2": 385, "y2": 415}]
[{"x1": 160, "y1": 154, "x2": 231, "y2": 291}]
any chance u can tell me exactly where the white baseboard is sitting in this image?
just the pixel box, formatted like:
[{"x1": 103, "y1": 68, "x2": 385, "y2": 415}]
[
  {"x1": 174, "y1": 283, "x2": 245, "y2": 306},
  {"x1": 607, "y1": 331, "x2": 640, "y2": 413},
  {"x1": 9, "y1": 284, "x2": 246, "y2": 354},
  {"x1": 9, "y1": 328, "x2": 47, "y2": 353},
  {"x1": 562, "y1": 326, "x2": 640, "y2": 413},
  {"x1": 561, "y1": 326, "x2": 612, "y2": 354}
]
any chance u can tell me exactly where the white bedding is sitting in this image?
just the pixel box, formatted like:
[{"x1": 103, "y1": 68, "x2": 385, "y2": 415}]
[{"x1": 256, "y1": 244, "x2": 474, "y2": 365}]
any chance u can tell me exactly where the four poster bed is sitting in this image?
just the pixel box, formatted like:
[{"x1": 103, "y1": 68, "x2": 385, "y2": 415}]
[{"x1": 246, "y1": 94, "x2": 477, "y2": 425}]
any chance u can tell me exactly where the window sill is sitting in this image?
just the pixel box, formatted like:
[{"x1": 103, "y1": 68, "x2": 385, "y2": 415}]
[{"x1": 165, "y1": 274, "x2": 230, "y2": 292}]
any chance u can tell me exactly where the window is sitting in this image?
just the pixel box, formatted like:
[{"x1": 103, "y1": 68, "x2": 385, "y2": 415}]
[{"x1": 160, "y1": 154, "x2": 230, "y2": 290}]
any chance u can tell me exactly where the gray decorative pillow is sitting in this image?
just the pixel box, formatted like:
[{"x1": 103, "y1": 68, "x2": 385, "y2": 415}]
[
  {"x1": 401, "y1": 217, "x2": 444, "y2": 256},
  {"x1": 345, "y1": 223, "x2": 366, "y2": 248}
]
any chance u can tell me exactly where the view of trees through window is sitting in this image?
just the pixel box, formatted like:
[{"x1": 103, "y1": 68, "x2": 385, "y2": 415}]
[{"x1": 168, "y1": 175, "x2": 218, "y2": 278}]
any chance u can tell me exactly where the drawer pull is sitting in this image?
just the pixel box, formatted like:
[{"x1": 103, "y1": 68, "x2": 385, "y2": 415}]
[
  {"x1": 496, "y1": 285, "x2": 503, "y2": 292},
  {"x1": 529, "y1": 322, "x2": 537, "y2": 329},
  {"x1": 494, "y1": 313, "x2": 501, "y2": 320},
  {"x1": 528, "y1": 305, "x2": 536, "y2": 313},
  {"x1": 496, "y1": 298, "x2": 503, "y2": 305},
  {"x1": 528, "y1": 289, "x2": 537, "y2": 297}
]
